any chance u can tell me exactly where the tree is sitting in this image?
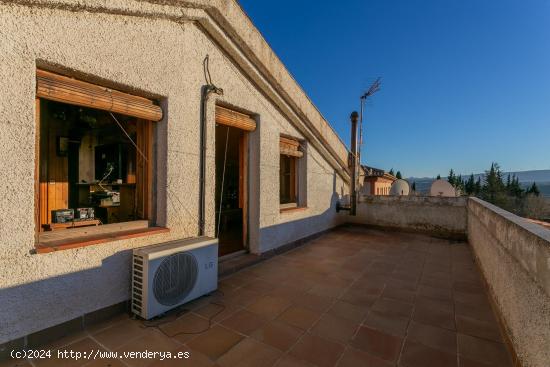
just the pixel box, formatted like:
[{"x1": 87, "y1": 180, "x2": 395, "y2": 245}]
[
  {"x1": 448, "y1": 169, "x2": 456, "y2": 186},
  {"x1": 527, "y1": 182, "x2": 540, "y2": 196},
  {"x1": 396, "y1": 171, "x2": 402, "y2": 179},
  {"x1": 474, "y1": 177, "x2": 482, "y2": 196},
  {"x1": 389, "y1": 168, "x2": 395, "y2": 176},
  {"x1": 509, "y1": 175, "x2": 524, "y2": 198},
  {"x1": 465, "y1": 174, "x2": 475, "y2": 195},
  {"x1": 456, "y1": 174, "x2": 465, "y2": 193},
  {"x1": 481, "y1": 162, "x2": 506, "y2": 206},
  {"x1": 412, "y1": 182, "x2": 416, "y2": 191},
  {"x1": 523, "y1": 193, "x2": 545, "y2": 219},
  {"x1": 436, "y1": 174, "x2": 441, "y2": 180}
]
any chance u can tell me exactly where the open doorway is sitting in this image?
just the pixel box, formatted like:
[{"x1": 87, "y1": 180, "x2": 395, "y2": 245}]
[{"x1": 215, "y1": 124, "x2": 248, "y2": 257}]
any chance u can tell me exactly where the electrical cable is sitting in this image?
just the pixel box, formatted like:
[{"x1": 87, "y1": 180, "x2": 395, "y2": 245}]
[
  {"x1": 216, "y1": 126, "x2": 230, "y2": 237},
  {"x1": 140, "y1": 291, "x2": 226, "y2": 337}
]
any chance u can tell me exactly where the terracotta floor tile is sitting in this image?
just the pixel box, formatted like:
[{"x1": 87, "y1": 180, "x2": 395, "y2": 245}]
[
  {"x1": 251, "y1": 320, "x2": 304, "y2": 351},
  {"x1": 406, "y1": 321, "x2": 457, "y2": 354},
  {"x1": 35, "y1": 337, "x2": 105, "y2": 367},
  {"x1": 146, "y1": 346, "x2": 212, "y2": 367},
  {"x1": 217, "y1": 338, "x2": 281, "y2": 367},
  {"x1": 350, "y1": 326, "x2": 403, "y2": 363},
  {"x1": 40, "y1": 330, "x2": 89, "y2": 352},
  {"x1": 292, "y1": 293, "x2": 335, "y2": 313},
  {"x1": 156, "y1": 312, "x2": 210, "y2": 344},
  {"x1": 385, "y1": 278, "x2": 417, "y2": 292},
  {"x1": 453, "y1": 292, "x2": 490, "y2": 308},
  {"x1": 0, "y1": 360, "x2": 32, "y2": 367},
  {"x1": 400, "y1": 339, "x2": 457, "y2": 367},
  {"x1": 82, "y1": 357, "x2": 127, "y2": 367},
  {"x1": 274, "y1": 355, "x2": 316, "y2": 367},
  {"x1": 221, "y1": 274, "x2": 252, "y2": 288},
  {"x1": 453, "y1": 281, "x2": 483, "y2": 294},
  {"x1": 308, "y1": 284, "x2": 347, "y2": 298},
  {"x1": 247, "y1": 295, "x2": 292, "y2": 319},
  {"x1": 221, "y1": 287, "x2": 264, "y2": 307},
  {"x1": 116, "y1": 329, "x2": 181, "y2": 367},
  {"x1": 381, "y1": 287, "x2": 416, "y2": 304},
  {"x1": 220, "y1": 309, "x2": 269, "y2": 335},
  {"x1": 268, "y1": 286, "x2": 306, "y2": 300},
  {"x1": 458, "y1": 356, "x2": 495, "y2": 367},
  {"x1": 420, "y1": 276, "x2": 453, "y2": 289},
  {"x1": 277, "y1": 306, "x2": 322, "y2": 330},
  {"x1": 416, "y1": 295, "x2": 454, "y2": 311},
  {"x1": 290, "y1": 334, "x2": 345, "y2": 367},
  {"x1": 327, "y1": 300, "x2": 369, "y2": 323},
  {"x1": 340, "y1": 290, "x2": 378, "y2": 308},
  {"x1": 194, "y1": 302, "x2": 241, "y2": 324},
  {"x1": 310, "y1": 314, "x2": 359, "y2": 343},
  {"x1": 186, "y1": 325, "x2": 243, "y2": 361},
  {"x1": 455, "y1": 315, "x2": 502, "y2": 343},
  {"x1": 335, "y1": 347, "x2": 393, "y2": 367},
  {"x1": 91, "y1": 318, "x2": 147, "y2": 350},
  {"x1": 454, "y1": 301, "x2": 495, "y2": 323},
  {"x1": 362, "y1": 310, "x2": 409, "y2": 337},
  {"x1": 417, "y1": 285, "x2": 453, "y2": 302},
  {"x1": 457, "y1": 334, "x2": 511, "y2": 367},
  {"x1": 371, "y1": 298, "x2": 414, "y2": 319},
  {"x1": 241, "y1": 279, "x2": 279, "y2": 294},
  {"x1": 413, "y1": 304, "x2": 455, "y2": 331}
]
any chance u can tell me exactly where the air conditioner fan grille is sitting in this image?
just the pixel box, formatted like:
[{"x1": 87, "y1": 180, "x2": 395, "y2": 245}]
[{"x1": 153, "y1": 252, "x2": 198, "y2": 306}]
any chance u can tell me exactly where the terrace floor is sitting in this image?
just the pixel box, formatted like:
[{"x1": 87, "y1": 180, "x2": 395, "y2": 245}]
[{"x1": 6, "y1": 226, "x2": 513, "y2": 367}]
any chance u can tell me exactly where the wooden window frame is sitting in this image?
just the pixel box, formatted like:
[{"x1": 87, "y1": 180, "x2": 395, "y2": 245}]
[
  {"x1": 34, "y1": 70, "x2": 167, "y2": 253},
  {"x1": 279, "y1": 136, "x2": 306, "y2": 212}
]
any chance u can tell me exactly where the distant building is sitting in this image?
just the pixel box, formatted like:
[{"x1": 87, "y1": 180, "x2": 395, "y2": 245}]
[{"x1": 361, "y1": 165, "x2": 397, "y2": 195}]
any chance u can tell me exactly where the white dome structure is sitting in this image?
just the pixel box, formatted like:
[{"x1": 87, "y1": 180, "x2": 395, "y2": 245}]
[
  {"x1": 429, "y1": 179, "x2": 457, "y2": 197},
  {"x1": 390, "y1": 179, "x2": 410, "y2": 196}
]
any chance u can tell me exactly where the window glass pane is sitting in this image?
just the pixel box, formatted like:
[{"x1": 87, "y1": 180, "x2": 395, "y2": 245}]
[
  {"x1": 38, "y1": 99, "x2": 151, "y2": 232},
  {"x1": 280, "y1": 155, "x2": 295, "y2": 204}
]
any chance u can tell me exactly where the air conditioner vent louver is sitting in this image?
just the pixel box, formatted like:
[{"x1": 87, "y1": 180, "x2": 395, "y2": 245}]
[{"x1": 153, "y1": 252, "x2": 198, "y2": 306}]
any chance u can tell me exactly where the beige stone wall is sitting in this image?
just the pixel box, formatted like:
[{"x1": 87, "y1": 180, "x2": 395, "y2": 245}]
[
  {"x1": 468, "y1": 198, "x2": 550, "y2": 367},
  {"x1": 0, "y1": 2, "x2": 349, "y2": 343},
  {"x1": 350, "y1": 195, "x2": 468, "y2": 238}
]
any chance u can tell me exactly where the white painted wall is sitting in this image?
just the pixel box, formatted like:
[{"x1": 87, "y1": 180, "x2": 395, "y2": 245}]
[{"x1": 0, "y1": 3, "x2": 349, "y2": 343}]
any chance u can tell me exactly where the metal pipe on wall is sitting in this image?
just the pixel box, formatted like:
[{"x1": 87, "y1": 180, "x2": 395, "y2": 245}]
[{"x1": 350, "y1": 111, "x2": 359, "y2": 216}]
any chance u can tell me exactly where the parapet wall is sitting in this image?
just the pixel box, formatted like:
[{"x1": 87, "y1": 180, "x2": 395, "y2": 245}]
[
  {"x1": 349, "y1": 195, "x2": 468, "y2": 239},
  {"x1": 467, "y1": 197, "x2": 550, "y2": 367}
]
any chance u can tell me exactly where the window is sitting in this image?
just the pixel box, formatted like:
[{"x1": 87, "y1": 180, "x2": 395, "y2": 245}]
[
  {"x1": 279, "y1": 136, "x2": 304, "y2": 209},
  {"x1": 35, "y1": 69, "x2": 165, "y2": 252},
  {"x1": 280, "y1": 155, "x2": 297, "y2": 204}
]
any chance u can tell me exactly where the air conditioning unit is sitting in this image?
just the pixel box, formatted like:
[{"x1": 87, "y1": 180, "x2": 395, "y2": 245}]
[{"x1": 132, "y1": 237, "x2": 218, "y2": 319}]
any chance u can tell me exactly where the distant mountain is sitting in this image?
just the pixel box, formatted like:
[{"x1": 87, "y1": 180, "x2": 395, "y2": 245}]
[{"x1": 408, "y1": 169, "x2": 550, "y2": 197}]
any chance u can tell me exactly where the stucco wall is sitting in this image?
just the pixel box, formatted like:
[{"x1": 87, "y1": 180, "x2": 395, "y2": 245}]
[
  {"x1": 467, "y1": 198, "x2": 550, "y2": 367},
  {"x1": 0, "y1": 3, "x2": 348, "y2": 343},
  {"x1": 348, "y1": 195, "x2": 468, "y2": 238}
]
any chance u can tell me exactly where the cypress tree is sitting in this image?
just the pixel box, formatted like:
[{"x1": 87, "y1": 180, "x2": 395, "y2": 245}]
[
  {"x1": 465, "y1": 174, "x2": 475, "y2": 195},
  {"x1": 474, "y1": 177, "x2": 482, "y2": 195},
  {"x1": 527, "y1": 182, "x2": 540, "y2": 196},
  {"x1": 482, "y1": 162, "x2": 506, "y2": 206},
  {"x1": 396, "y1": 171, "x2": 402, "y2": 179},
  {"x1": 448, "y1": 169, "x2": 455, "y2": 186}
]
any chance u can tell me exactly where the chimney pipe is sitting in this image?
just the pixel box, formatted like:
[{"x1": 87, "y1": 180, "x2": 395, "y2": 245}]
[{"x1": 350, "y1": 111, "x2": 359, "y2": 216}]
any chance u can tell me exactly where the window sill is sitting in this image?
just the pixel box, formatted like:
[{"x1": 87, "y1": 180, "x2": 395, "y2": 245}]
[
  {"x1": 35, "y1": 221, "x2": 169, "y2": 254},
  {"x1": 280, "y1": 206, "x2": 308, "y2": 214}
]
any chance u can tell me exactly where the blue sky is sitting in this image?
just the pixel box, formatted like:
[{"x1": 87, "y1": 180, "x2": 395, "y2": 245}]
[{"x1": 238, "y1": 0, "x2": 550, "y2": 177}]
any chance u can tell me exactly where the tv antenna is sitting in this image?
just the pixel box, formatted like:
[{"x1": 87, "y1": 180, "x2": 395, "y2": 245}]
[{"x1": 359, "y1": 78, "x2": 381, "y2": 166}]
